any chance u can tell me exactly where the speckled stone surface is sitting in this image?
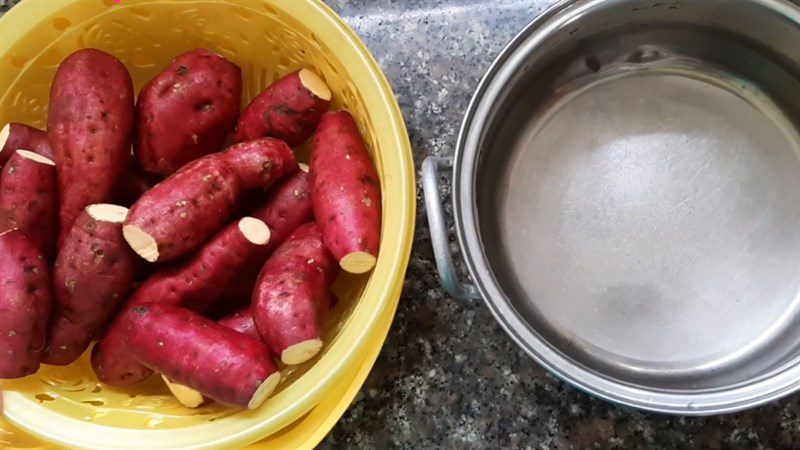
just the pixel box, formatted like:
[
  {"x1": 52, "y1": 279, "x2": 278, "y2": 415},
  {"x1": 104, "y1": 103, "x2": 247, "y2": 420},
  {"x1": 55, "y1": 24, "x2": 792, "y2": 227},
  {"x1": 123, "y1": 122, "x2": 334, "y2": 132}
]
[{"x1": 1, "y1": 0, "x2": 798, "y2": 448}]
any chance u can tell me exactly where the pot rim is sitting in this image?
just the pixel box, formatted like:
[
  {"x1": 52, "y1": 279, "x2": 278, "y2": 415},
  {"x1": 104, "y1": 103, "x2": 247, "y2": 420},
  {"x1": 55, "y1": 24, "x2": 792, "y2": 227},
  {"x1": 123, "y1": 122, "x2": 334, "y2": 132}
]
[{"x1": 452, "y1": 0, "x2": 800, "y2": 415}]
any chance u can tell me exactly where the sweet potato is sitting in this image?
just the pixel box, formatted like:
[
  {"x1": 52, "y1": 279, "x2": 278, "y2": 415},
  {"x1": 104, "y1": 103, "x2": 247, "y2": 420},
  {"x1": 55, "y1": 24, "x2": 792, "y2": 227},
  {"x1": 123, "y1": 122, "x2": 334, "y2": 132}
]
[
  {"x1": 218, "y1": 306, "x2": 260, "y2": 340},
  {"x1": 136, "y1": 48, "x2": 242, "y2": 175},
  {"x1": 123, "y1": 140, "x2": 295, "y2": 262},
  {"x1": 0, "y1": 150, "x2": 58, "y2": 256},
  {"x1": 122, "y1": 303, "x2": 280, "y2": 408},
  {"x1": 0, "y1": 230, "x2": 52, "y2": 378},
  {"x1": 48, "y1": 49, "x2": 135, "y2": 246},
  {"x1": 166, "y1": 306, "x2": 269, "y2": 408},
  {"x1": 0, "y1": 123, "x2": 53, "y2": 168},
  {"x1": 92, "y1": 216, "x2": 270, "y2": 386},
  {"x1": 204, "y1": 167, "x2": 314, "y2": 319},
  {"x1": 248, "y1": 165, "x2": 313, "y2": 261},
  {"x1": 123, "y1": 155, "x2": 240, "y2": 262},
  {"x1": 310, "y1": 110, "x2": 381, "y2": 274},
  {"x1": 252, "y1": 222, "x2": 338, "y2": 365},
  {"x1": 44, "y1": 204, "x2": 139, "y2": 365},
  {"x1": 234, "y1": 69, "x2": 331, "y2": 146},
  {"x1": 221, "y1": 138, "x2": 296, "y2": 191}
]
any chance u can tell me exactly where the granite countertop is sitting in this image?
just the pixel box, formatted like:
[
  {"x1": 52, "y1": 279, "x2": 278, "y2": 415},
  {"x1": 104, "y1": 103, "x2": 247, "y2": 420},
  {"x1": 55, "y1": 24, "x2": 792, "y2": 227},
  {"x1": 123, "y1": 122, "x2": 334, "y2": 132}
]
[{"x1": 0, "y1": 0, "x2": 797, "y2": 448}]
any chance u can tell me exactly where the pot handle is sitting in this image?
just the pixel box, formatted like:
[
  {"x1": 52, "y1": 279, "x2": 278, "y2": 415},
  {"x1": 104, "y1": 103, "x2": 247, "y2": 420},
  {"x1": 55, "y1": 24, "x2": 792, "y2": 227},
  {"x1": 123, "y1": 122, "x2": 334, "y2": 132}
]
[{"x1": 421, "y1": 156, "x2": 480, "y2": 300}]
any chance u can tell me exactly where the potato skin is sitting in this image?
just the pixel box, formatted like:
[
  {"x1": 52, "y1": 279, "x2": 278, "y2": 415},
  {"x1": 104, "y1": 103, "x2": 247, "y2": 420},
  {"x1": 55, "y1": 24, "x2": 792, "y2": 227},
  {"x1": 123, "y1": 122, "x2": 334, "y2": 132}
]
[
  {"x1": 310, "y1": 111, "x2": 381, "y2": 266},
  {"x1": 234, "y1": 69, "x2": 330, "y2": 146},
  {"x1": 125, "y1": 155, "x2": 242, "y2": 262},
  {"x1": 0, "y1": 123, "x2": 53, "y2": 167},
  {"x1": 0, "y1": 151, "x2": 58, "y2": 256},
  {"x1": 136, "y1": 48, "x2": 242, "y2": 175},
  {"x1": 121, "y1": 303, "x2": 278, "y2": 407},
  {"x1": 218, "y1": 306, "x2": 260, "y2": 340},
  {"x1": 0, "y1": 230, "x2": 52, "y2": 378},
  {"x1": 92, "y1": 217, "x2": 269, "y2": 385},
  {"x1": 221, "y1": 138, "x2": 297, "y2": 191},
  {"x1": 44, "y1": 207, "x2": 140, "y2": 365},
  {"x1": 48, "y1": 49, "x2": 135, "y2": 247},
  {"x1": 252, "y1": 223, "x2": 338, "y2": 359},
  {"x1": 218, "y1": 169, "x2": 314, "y2": 304},
  {"x1": 125, "y1": 139, "x2": 296, "y2": 262}
]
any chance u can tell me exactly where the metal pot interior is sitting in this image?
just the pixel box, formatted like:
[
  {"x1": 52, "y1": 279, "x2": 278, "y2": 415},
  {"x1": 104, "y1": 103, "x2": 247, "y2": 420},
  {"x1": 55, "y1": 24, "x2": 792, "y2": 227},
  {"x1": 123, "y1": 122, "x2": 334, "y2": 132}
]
[{"x1": 462, "y1": 0, "x2": 800, "y2": 412}]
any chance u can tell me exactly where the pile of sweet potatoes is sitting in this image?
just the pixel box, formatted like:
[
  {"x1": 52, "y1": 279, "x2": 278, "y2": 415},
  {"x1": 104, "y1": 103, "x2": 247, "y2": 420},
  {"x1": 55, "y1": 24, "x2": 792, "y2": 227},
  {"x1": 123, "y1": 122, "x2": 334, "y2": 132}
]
[{"x1": 0, "y1": 47, "x2": 381, "y2": 410}]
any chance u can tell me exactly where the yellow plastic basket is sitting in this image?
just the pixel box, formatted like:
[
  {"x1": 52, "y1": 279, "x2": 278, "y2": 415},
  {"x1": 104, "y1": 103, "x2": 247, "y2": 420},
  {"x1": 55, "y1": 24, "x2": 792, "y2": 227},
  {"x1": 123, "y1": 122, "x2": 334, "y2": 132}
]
[{"x1": 0, "y1": 1, "x2": 415, "y2": 448}]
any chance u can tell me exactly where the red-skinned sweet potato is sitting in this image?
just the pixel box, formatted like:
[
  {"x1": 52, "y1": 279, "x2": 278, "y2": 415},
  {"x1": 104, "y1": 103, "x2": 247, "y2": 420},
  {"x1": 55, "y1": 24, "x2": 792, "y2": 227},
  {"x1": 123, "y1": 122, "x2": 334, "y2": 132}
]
[
  {"x1": 218, "y1": 306, "x2": 260, "y2": 340},
  {"x1": 0, "y1": 123, "x2": 53, "y2": 168},
  {"x1": 48, "y1": 49, "x2": 135, "y2": 247},
  {"x1": 0, "y1": 230, "x2": 52, "y2": 378},
  {"x1": 123, "y1": 139, "x2": 295, "y2": 262},
  {"x1": 0, "y1": 150, "x2": 58, "y2": 256},
  {"x1": 310, "y1": 110, "x2": 381, "y2": 274},
  {"x1": 92, "y1": 216, "x2": 270, "y2": 386},
  {"x1": 121, "y1": 303, "x2": 280, "y2": 408},
  {"x1": 234, "y1": 69, "x2": 331, "y2": 146},
  {"x1": 252, "y1": 222, "x2": 338, "y2": 365},
  {"x1": 221, "y1": 138, "x2": 296, "y2": 191},
  {"x1": 44, "y1": 204, "x2": 140, "y2": 365},
  {"x1": 136, "y1": 48, "x2": 242, "y2": 175},
  {"x1": 205, "y1": 167, "x2": 314, "y2": 319},
  {"x1": 123, "y1": 155, "x2": 241, "y2": 262}
]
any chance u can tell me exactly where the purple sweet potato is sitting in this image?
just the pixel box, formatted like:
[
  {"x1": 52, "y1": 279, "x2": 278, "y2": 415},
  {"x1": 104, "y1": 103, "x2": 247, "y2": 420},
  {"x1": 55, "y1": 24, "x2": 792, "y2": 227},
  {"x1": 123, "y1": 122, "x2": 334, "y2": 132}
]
[
  {"x1": 234, "y1": 69, "x2": 330, "y2": 146},
  {"x1": 0, "y1": 230, "x2": 52, "y2": 378},
  {"x1": 252, "y1": 223, "x2": 338, "y2": 365},
  {"x1": 44, "y1": 204, "x2": 140, "y2": 365},
  {"x1": 92, "y1": 216, "x2": 270, "y2": 386},
  {"x1": 123, "y1": 139, "x2": 295, "y2": 262},
  {"x1": 121, "y1": 303, "x2": 280, "y2": 408},
  {"x1": 48, "y1": 49, "x2": 135, "y2": 247},
  {"x1": 0, "y1": 123, "x2": 53, "y2": 168},
  {"x1": 136, "y1": 48, "x2": 242, "y2": 175},
  {"x1": 0, "y1": 150, "x2": 58, "y2": 256},
  {"x1": 310, "y1": 110, "x2": 381, "y2": 274}
]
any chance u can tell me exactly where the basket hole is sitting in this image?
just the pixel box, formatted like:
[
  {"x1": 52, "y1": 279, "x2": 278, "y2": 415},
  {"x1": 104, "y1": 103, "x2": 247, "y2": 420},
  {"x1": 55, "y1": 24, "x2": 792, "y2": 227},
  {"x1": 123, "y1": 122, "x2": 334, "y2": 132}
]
[
  {"x1": 129, "y1": 7, "x2": 152, "y2": 18},
  {"x1": 81, "y1": 400, "x2": 105, "y2": 406},
  {"x1": 146, "y1": 416, "x2": 164, "y2": 428},
  {"x1": 92, "y1": 385, "x2": 102, "y2": 393},
  {"x1": 52, "y1": 17, "x2": 72, "y2": 31},
  {"x1": 262, "y1": 4, "x2": 277, "y2": 15},
  {"x1": 9, "y1": 54, "x2": 29, "y2": 69},
  {"x1": 35, "y1": 393, "x2": 56, "y2": 403}
]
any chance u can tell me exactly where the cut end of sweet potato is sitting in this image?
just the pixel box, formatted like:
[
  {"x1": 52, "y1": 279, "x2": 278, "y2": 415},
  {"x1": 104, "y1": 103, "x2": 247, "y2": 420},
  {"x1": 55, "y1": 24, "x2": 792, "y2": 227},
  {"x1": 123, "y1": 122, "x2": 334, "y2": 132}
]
[
  {"x1": 15, "y1": 149, "x2": 55, "y2": 166},
  {"x1": 239, "y1": 217, "x2": 271, "y2": 245},
  {"x1": 162, "y1": 375, "x2": 205, "y2": 408},
  {"x1": 123, "y1": 225, "x2": 159, "y2": 262},
  {"x1": 0, "y1": 123, "x2": 10, "y2": 151},
  {"x1": 86, "y1": 203, "x2": 129, "y2": 223},
  {"x1": 340, "y1": 251, "x2": 377, "y2": 274},
  {"x1": 298, "y1": 163, "x2": 310, "y2": 173},
  {"x1": 281, "y1": 338, "x2": 323, "y2": 365},
  {"x1": 298, "y1": 69, "x2": 332, "y2": 101},
  {"x1": 247, "y1": 371, "x2": 281, "y2": 410}
]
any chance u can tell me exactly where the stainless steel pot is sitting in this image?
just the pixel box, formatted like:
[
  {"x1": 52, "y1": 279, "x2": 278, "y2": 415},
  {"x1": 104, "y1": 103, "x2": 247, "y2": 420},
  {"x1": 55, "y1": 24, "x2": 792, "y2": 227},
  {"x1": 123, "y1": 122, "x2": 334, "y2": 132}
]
[{"x1": 423, "y1": 0, "x2": 800, "y2": 415}]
